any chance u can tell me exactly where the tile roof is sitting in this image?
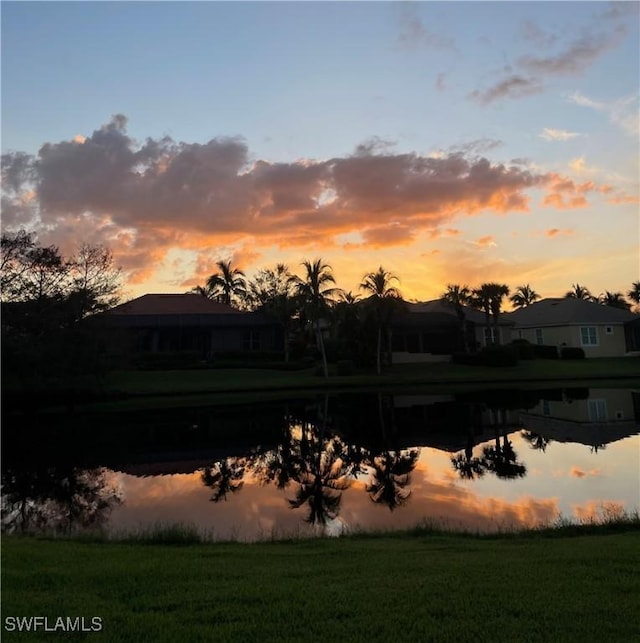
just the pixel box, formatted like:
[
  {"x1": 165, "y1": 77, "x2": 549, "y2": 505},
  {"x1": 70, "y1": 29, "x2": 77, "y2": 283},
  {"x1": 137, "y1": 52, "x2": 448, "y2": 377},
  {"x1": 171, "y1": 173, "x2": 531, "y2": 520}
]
[
  {"x1": 507, "y1": 298, "x2": 637, "y2": 326},
  {"x1": 107, "y1": 293, "x2": 242, "y2": 316},
  {"x1": 406, "y1": 299, "x2": 513, "y2": 325}
]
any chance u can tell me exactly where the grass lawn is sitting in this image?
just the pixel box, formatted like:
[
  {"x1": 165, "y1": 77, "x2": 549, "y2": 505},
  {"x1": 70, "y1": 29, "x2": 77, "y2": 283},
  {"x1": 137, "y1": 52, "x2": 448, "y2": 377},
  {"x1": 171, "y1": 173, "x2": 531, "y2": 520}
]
[
  {"x1": 2, "y1": 526, "x2": 639, "y2": 642},
  {"x1": 102, "y1": 357, "x2": 640, "y2": 398}
]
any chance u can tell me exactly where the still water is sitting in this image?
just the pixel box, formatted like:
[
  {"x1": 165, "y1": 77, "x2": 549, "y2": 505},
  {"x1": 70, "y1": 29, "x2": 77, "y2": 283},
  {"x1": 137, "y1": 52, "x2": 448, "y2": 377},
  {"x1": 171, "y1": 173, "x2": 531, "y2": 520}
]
[{"x1": 3, "y1": 388, "x2": 639, "y2": 540}]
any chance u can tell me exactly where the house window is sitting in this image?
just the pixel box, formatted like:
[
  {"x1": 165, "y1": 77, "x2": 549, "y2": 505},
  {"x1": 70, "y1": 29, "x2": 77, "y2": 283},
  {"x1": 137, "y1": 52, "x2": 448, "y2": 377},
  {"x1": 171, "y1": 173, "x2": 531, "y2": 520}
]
[
  {"x1": 535, "y1": 329, "x2": 544, "y2": 345},
  {"x1": 243, "y1": 331, "x2": 261, "y2": 351},
  {"x1": 484, "y1": 327, "x2": 498, "y2": 345},
  {"x1": 588, "y1": 399, "x2": 607, "y2": 421},
  {"x1": 580, "y1": 327, "x2": 598, "y2": 346},
  {"x1": 605, "y1": 326, "x2": 613, "y2": 335}
]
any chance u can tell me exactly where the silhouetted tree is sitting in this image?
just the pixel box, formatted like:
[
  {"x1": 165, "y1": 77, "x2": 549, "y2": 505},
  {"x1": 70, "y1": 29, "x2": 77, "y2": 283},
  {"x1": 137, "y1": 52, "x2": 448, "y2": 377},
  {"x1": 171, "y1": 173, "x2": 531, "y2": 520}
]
[
  {"x1": 442, "y1": 284, "x2": 472, "y2": 352},
  {"x1": 360, "y1": 267, "x2": 403, "y2": 374},
  {"x1": 599, "y1": 291, "x2": 631, "y2": 310},
  {"x1": 206, "y1": 260, "x2": 246, "y2": 306},
  {"x1": 510, "y1": 284, "x2": 540, "y2": 309},
  {"x1": 565, "y1": 283, "x2": 593, "y2": 301},
  {"x1": 295, "y1": 259, "x2": 338, "y2": 378}
]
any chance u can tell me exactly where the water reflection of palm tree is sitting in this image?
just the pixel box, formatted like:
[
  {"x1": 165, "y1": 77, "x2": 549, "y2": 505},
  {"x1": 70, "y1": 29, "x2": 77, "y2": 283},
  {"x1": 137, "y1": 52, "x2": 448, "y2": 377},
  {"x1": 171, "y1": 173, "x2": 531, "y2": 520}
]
[
  {"x1": 201, "y1": 457, "x2": 246, "y2": 502},
  {"x1": 451, "y1": 408, "x2": 488, "y2": 480},
  {"x1": 482, "y1": 430, "x2": 527, "y2": 479},
  {"x1": 286, "y1": 396, "x2": 353, "y2": 525},
  {"x1": 366, "y1": 449, "x2": 420, "y2": 511},
  {"x1": 521, "y1": 430, "x2": 552, "y2": 453},
  {"x1": 287, "y1": 455, "x2": 351, "y2": 525}
]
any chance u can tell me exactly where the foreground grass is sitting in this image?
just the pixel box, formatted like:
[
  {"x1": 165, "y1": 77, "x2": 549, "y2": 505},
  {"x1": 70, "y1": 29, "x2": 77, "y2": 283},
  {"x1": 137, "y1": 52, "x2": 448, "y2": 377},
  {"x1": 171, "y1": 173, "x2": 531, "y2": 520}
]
[{"x1": 3, "y1": 524, "x2": 639, "y2": 642}]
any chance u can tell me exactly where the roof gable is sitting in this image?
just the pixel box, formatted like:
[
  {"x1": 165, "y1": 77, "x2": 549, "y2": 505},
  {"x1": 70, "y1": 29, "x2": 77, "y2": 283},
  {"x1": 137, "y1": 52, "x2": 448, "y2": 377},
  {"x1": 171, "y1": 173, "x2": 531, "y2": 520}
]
[
  {"x1": 406, "y1": 299, "x2": 513, "y2": 325},
  {"x1": 107, "y1": 294, "x2": 242, "y2": 316}
]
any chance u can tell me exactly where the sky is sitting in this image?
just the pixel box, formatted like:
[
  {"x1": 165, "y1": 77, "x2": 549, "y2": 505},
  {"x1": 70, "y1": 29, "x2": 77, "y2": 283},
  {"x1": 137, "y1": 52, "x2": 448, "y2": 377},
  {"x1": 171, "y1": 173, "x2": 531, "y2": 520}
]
[{"x1": 1, "y1": 1, "x2": 639, "y2": 304}]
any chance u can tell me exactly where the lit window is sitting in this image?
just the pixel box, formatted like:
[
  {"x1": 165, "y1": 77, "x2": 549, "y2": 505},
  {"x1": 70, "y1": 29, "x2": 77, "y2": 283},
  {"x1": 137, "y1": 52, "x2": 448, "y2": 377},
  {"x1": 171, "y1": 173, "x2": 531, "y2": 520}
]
[{"x1": 580, "y1": 327, "x2": 598, "y2": 346}]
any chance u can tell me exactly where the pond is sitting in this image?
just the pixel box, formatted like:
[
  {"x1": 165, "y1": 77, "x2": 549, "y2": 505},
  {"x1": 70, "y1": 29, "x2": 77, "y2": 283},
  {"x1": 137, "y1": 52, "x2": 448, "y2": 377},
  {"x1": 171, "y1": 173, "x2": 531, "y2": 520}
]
[{"x1": 2, "y1": 387, "x2": 639, "y2": 540}]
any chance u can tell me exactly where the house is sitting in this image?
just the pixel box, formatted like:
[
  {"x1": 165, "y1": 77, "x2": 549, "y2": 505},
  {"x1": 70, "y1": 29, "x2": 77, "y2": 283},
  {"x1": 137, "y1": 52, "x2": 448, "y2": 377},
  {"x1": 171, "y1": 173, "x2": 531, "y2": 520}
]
[
  {"x1": 507, "y1": 298, "x2": 639, "y2": 358},
  {"x1": 100, "y1": 293, "x2": 282, "y2": 359},
  {"x1": 390, "y1": 299, "x2": 514, "y2": 363}
]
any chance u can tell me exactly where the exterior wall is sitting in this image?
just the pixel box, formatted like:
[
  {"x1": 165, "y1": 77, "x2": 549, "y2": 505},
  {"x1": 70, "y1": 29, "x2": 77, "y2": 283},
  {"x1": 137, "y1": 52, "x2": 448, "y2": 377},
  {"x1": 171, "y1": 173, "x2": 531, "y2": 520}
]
[
  {"x1": 516, "y1": 324, "x2": 628, "y2": 357},
  {"x1": 473, "y1": 324, "x2": 513, "y2": 348}
]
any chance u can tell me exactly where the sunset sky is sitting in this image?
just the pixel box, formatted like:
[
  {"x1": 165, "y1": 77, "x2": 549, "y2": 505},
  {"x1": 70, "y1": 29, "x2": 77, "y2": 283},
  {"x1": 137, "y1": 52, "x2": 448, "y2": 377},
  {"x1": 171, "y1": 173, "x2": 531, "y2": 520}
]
[{"x1": 2, "y1": 1, "x2": 639, "y2": 304}]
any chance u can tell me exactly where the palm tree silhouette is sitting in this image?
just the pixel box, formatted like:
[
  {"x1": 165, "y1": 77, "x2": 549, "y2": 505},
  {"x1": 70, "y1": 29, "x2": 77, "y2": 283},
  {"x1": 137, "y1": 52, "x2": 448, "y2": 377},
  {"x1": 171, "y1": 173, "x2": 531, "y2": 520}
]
[
  {"x1": 473, "y1": 282, "x2": 509, "y2": 345},
  {"x1": 206, "y1": 260, "x2": 246, "y2": 306},
  {"x1": 442, "y1": 283, "x2": 472, "y2": 352},
  {"x1": 599, "y1": 291, "x2": 631, "y2": 310},
  {"x1": 565, "y1": 283, "x2": 593, "y2": 301},
  {"x1": 510, "y1": 284, "x2": 540, "y2": 309},
  {"x1": 360, "y1": 267, "x2": 403, "y2": 374},
  {"x1": 627, "y1": 281, "x2": 640, "y2": 311},
  {"x1": 295, "y1": 259, "x2": 339, "y2": 378}
]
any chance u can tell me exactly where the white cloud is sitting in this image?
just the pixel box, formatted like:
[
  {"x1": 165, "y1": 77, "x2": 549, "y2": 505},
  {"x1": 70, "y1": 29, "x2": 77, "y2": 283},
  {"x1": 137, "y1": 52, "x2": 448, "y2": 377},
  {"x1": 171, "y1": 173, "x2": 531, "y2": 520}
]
[
  {"x1": 540, "y1": 128, "x2": 582, "y2": 141},
  {"x1": 568, "y1": 90, "x2": 639, "y2": 136}
]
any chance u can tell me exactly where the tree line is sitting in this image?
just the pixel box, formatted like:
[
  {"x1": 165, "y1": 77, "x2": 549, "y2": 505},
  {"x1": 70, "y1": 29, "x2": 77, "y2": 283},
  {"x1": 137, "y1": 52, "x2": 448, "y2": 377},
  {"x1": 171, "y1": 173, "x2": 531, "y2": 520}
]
[
  {"x1": 1, "y1": 230, "x2": 123, "y2": 407},
  {"x1": 190, "y1": 258, "x2": 640, "y2": 375}
]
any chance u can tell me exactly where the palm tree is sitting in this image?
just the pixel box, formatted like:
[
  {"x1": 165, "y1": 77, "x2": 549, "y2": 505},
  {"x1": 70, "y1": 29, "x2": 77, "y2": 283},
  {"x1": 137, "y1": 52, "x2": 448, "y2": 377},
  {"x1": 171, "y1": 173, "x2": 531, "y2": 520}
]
[
  {"x1": 627, "y1": 281, "x2": 640, "y2": 310},
  {"x1": 188, "y1": 283, "x2": 218, "y2": 299},
  {"x1": 599, "y1": 291, "x2": 631, "y2": 310},
  {"x1": 333, "y1": 291, "x2": 363, "y2": 363},
  {"x1": 442, "y1": 284, "x2": 472, "y2": 352},
  {"x1": 360, "y1": 267, "x2": 402, "y2": 375},
  {"x1": 565, "y1": 283, "x2": 593, "y2": 301},
  {"x1": 472, "y1": 282, "x2": 509, "y2": 345},
  {"x1": 510, "y1": 284, "x2": 540, "y2": 309},
  {"x1": 206, "y1": 260, "x2": 246, "y2": 306},
  {"x1": 295, "y1": 259, "x2": 339, "y2": 378}
]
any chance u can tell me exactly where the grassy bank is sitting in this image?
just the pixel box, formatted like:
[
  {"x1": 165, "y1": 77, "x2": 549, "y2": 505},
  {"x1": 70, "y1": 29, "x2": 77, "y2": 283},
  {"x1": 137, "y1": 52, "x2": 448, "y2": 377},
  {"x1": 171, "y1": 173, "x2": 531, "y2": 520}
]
[
  {"x1": 2, "y1": 523, "x2": 639, "y2": 642},
  {"x1": 106, "y1": 357, "x2": 640, "y2": 395}
]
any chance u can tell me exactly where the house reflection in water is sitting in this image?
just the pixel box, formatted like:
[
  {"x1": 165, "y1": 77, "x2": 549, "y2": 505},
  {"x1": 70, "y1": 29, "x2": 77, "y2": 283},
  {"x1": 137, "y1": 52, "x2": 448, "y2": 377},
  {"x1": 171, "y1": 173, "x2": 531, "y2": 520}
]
[{"x1": 518, "y1": 389, "x2": 640, "y2": 451}]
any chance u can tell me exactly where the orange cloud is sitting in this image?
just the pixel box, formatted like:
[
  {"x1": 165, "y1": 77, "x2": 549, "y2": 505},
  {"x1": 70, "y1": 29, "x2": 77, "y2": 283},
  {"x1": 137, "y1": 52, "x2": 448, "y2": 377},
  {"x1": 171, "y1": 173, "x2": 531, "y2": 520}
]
[
  {"x1": 570, "y1": 466, "x2": 602, "y2": 479},
  {"x1": 474, "y1": 235, "x2": 497, "y2": 247},
  {"x1": 545, "y1": 228, "x2": 574, "y2": 238},
  {"x1": 0, "y1": 115, "x2": 624, "y2": 289}
]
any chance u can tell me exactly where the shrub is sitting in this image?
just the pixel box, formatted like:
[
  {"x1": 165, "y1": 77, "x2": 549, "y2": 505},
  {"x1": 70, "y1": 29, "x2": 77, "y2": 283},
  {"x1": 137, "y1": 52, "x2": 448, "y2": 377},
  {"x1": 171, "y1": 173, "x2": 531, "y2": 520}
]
[
  {"x1": 336, "y1": 359, "x2": 355, "y2": 376},
  {"x1": 533, "y1": 344, "x2": 559, "y2": 359},
  {"x1": 510, "y1": 339, "x2": 535, "y2": 360},
  {"x1": 452, "y1": 352, "x2": 480, "y2": 366},
  {"x1": 561, "y1": 346, "x2": 586, "y2": 360},
  {"x1": 477, "y1": 344, "x2": 519, "y2": 367}
]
